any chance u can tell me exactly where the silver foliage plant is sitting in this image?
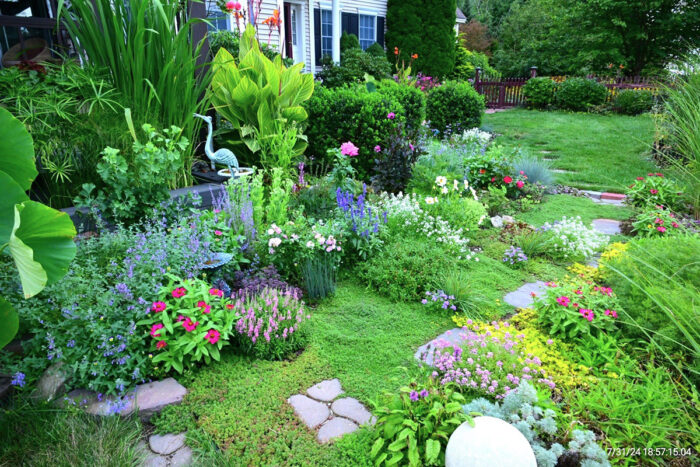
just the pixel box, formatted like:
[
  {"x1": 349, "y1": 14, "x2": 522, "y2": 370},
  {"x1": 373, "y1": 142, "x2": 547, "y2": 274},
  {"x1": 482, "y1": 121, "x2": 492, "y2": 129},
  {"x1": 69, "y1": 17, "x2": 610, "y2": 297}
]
[{"x1": 462, "y1": 381, "x2": 610, "y2": 467}]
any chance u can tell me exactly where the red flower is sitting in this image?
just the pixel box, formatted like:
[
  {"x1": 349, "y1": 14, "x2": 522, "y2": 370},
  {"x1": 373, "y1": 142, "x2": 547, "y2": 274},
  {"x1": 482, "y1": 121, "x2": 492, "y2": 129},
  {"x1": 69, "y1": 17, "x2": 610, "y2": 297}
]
[
  {"x1": 226, "y1": 304, "x2": 235, "y2": 309},
  {"x1": 150, "y1": 323, "x2": 164, "y2": 338},
  {"x1": 394, "y1": 46, "x2": 399, "y2": 55},
  {"x1": 411, "y1": 53, "x2": 418, "y2": 59},
  {"x1": 516, "y1": 180, "x2": 524, "y2": 189},
  {"x1": 636, "y1": 177, "x2": 644, "y2": 180},
  {"x1": 491, "y1": 177, "x2": 496, "y2": 182},
  {"x1": 479, "y1": 168, "x2": 486, "y2": 174},
  {"x1": 503, "y1": 176, "x2": 513, "y2": 184},
  {"x1": 156, "y1": 340, "x2": 167, "y2": 349},
  {"x1": 172, "y1": 287, "x2": 187, "y2": 298}
]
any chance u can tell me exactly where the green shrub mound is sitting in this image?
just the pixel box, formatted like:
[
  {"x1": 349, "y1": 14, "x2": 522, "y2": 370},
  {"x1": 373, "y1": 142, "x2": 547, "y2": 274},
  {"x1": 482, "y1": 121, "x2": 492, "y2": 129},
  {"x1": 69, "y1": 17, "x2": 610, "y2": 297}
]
[
  {"x1": 614, "y1": 89, "x2": 654, "y2": 115},
  {"x1": 603, "y1": 236, "x2": 700, "y2": 368},
  {"x1": 317, "y1": 49, "x2": 391, "y2": 88},
  {"x1": 522, "y1": 77, "x2": 557, "y2": 109},
  {"x1": 304, "y1": 82, "x2": 425, "y2": 175},
  {"x1": 556, "y1": 78, "x2": 608, "y2": 111},
  {"x1": 451, "y1": 45, "x2": 498, "y2": 81},
  {"x1": 356, "y1": 237, "x2": 461, "y2": 302},
  {"x1": 365, "y1": 42, "x2": 385, "y2": 57},
  {"x1": 426, "y1": 81, "x2": 485, "y2": 135},
  {"x1": 340, "y1": 32, "x2": 360, "y2": 53}
]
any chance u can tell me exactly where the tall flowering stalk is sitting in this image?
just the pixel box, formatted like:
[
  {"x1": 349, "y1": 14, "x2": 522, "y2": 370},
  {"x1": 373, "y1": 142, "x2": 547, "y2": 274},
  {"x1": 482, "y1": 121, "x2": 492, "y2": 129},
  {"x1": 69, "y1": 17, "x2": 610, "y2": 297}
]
[{"x1": 335, "y1": 185, "x2": 387, "y2": 261}]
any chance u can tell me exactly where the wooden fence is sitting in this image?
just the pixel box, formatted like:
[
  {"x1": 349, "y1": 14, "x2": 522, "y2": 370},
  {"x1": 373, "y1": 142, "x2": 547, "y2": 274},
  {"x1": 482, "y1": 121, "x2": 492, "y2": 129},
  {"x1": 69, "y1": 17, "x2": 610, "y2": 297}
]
[{"x1": 473, "y1": 67, "x2": 660, "y2": 108}]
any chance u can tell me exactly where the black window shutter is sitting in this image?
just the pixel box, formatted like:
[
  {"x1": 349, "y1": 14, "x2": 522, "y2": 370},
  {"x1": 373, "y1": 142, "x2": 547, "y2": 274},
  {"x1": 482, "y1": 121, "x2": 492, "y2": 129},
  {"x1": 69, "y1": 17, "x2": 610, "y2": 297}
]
[
  {"x1": 349, "y1": 13, "x2": 359, "y2": 37},
  {"x1": 341, "y1": 12, "x2": 350, "y2": 35},
  {"x1": 314, "y1": 8, "x2": 321, "y2": 62},
  {"x1": 377, "y1": 16, "x2": 385, "y2": 48}
]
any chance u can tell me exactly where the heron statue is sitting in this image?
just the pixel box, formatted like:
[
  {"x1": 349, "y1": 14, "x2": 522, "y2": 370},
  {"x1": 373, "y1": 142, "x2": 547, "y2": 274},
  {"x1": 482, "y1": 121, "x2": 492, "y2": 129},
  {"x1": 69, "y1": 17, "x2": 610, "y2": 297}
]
[{"x1": 194, "y1": 113, "x2": 240, "y2": 178}]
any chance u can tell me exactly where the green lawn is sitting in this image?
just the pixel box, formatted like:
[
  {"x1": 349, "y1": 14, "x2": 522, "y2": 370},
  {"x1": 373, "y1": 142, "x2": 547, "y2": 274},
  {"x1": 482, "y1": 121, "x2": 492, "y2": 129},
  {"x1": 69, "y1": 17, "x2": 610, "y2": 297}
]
[
  {"x1": 516, "y1": 194, "x2": 634, "y2": 227},
  {"x1": 483, "y1": 109, "x2": 656, "y2": 193}
]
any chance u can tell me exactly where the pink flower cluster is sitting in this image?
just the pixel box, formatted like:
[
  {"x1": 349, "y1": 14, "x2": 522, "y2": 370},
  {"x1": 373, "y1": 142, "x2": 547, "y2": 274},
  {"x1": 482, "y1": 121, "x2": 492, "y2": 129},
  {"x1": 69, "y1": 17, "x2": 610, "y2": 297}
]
[
  {"x1": 428, "y1": 326, "x2": 556, "y2": 399},
  {"x1": 233, "y1": 288, "x2": 309, "y2": 345}
]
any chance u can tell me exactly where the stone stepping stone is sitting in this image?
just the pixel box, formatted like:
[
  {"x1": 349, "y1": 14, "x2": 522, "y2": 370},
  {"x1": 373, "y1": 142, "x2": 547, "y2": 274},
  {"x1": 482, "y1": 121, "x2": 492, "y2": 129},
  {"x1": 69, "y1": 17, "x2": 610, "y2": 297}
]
[
  {"x1": 307, "y1": 379, "x2": 343, "y2": 402},
  {"x1": 582, "y1": 190, "x2": 626, "y2": 206},
  {"x1": 149, "y1": 432, "x2": 185, "y2": 455},
  {"x1": 288, "y1": 394, "x2": 330, "y2": 429},
  {"x1": 135, "y1": 378, "x2": 187, "y2": 421},
  {"x1": 331, "y1": 398, "x2": 376, "y2": 426},
  {"x1": 170, "y1": 446, "x2": 193, "y2": 466},
  {"x1": 317, "y1": 417, "x2": 358, "y2": 443},
  {"x1": 592, "y1": 218, "x2": 621, "y2": 235},
  {"x1": 503, "y1": 281, "x2": 547, "y2": 309},
  {"x1": 551, "y1": 168, "x2": 574, "y2": 174},
  {"x1": 415, "y1": 328, "x2": 465, "y2": 366}
]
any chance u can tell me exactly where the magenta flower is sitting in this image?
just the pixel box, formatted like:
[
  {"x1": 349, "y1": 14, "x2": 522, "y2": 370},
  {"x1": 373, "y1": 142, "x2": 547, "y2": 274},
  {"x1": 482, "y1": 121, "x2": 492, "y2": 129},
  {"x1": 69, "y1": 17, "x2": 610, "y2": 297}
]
[
  {"x1": 387, "y1": 112, "x2": 396, "y2": 120},
  {"x1": 182, "y1": 318, "x2": 199, "y2": 332},
  {"x1": 197, "y1": 300, "x2": 211, "y2": 314},
  {"x1": 151, "y1": 301, "x2": 166, "y2": 313},
  {"x1": 214, "y1": 230, "x2": 223, "y2": 236},
  {"x1": 374, "y1": 145, "x2": 382, "y2": 153},
  {"x1": 579, "y1": 309, "x2": 594, "y2": 322},
  {"x1": 650, "y1": 189, "x2": 659, "y2": 194},
  {"x1": 205, "y1": 329, "x2": 221, "y2": 344},
  {"x1": 657, "y1": 226, "x2": 667, "y2": 233},
  {"x1": 556, "y1": 296, "x2": 571, "y2": 307},
  {"x1": 409, "y1": 390, "x2": 419, "y2": 401},
  {"x1": 209, "y1": 288, "x2": 224, "y2": 297},
  {"x1": 150, "y1": 323, "x2": 164, "y2": 338},
  {"x1": 340, "y1": 141, "x2": 359, "y2": 156},
  {"x1": 172, "y1": 287, "x2": 187, "y2": 298}
]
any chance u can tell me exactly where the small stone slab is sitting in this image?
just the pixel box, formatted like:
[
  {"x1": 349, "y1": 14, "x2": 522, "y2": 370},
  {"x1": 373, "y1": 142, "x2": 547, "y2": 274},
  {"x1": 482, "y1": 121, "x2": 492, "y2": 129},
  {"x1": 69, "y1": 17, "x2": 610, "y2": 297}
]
[
  {"x1": 331, "y1": 398, "x2": 375, "y2": 426},
  {"x1": 503, "y1": 281, "x2": 547, "y2": 308},
  {"x1": 582, "y1": 190, "x2": 625, "y2": 206},
  {"x1": 307, "y1": 379, "x2": 343, "y2": 402},
  {"x1": 62, "y1": 389, "x2": 135, "y2": 416},
  {"x1": 288, "y1": 394, "x2": 331, "y2": 428},
  {"x1": 143, "y1": 451, "x2": 168, "y2": 467},
  {"x1": 170, "y1": 446, "x2": 193, "y2": 466},
  {"x1": 135, "y1": 378, "x2": 187, "y2": 421},
  {"x1": 551, "y1": 169, "x2": 573, "y2": 174},
  {"x1": 317, "y1": 417, "x2": 358, "y2": 443},
  {"x1": 601, "y1": 192, "x2": 626, "y2": 201},
  {"x1": 592, "y1": 218, "x2": 621, "y2": 235},
  {"x1": 35, "y1": 362, "x2": 69, "y2": 402},
  {"x1": 149, "y1": 432, "x2": 186, "y2": 455},
  {"x1": 415, "y1": 328, "x2": 465, "y2": 366}
]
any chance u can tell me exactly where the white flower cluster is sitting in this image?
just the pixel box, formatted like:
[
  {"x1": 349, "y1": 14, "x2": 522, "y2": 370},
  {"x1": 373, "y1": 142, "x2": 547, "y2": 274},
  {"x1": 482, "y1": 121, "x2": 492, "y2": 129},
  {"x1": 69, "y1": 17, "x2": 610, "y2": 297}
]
[
  {"x1": 454, "y1": 127, "x2": 492, "y2": 147},
  {"x1": 541, "y1": 216, "x2": 608, "y2": 259},
  {"x1": 374, "y1": 192, "x2": 478, "y2": 261}
]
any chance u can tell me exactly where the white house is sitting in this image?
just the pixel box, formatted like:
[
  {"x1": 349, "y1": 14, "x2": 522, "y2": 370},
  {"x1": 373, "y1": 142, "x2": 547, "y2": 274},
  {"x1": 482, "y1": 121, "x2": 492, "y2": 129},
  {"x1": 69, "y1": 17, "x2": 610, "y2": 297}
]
[{"x1": 205, "y1": 1, "x2": 467, "y2": 74}]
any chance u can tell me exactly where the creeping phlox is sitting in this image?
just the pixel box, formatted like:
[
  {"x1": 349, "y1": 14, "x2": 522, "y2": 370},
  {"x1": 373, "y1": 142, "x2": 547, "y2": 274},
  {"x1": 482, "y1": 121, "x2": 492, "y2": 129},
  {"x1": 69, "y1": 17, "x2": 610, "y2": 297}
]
[
  {"x1": 427, "y1": 322, "x2": 557, "y2": 399},
  {"x1": 538, "y1": 216, "x2": 608, "y2": 260}
]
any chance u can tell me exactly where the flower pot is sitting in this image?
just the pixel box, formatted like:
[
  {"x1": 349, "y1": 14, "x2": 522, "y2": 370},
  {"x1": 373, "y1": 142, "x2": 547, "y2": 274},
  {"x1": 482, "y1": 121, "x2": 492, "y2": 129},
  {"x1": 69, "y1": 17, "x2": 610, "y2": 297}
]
[{"x1": 1, "y1": 37, "x2": 51, "y2": 68}]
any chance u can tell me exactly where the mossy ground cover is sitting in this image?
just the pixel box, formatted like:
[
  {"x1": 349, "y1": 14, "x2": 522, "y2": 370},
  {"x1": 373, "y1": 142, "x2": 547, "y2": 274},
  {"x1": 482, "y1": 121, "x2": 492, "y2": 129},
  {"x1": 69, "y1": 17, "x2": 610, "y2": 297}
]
[{"x1": 483, "y1": 109, "x2": 656, "y2": 193}]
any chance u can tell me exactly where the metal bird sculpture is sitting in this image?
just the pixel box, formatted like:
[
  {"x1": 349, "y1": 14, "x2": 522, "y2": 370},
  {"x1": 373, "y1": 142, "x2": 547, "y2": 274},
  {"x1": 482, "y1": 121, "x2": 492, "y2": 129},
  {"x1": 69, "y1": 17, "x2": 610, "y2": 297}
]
[{"x1": 194, "y1": 113, "x2": 240, "y2": 177}]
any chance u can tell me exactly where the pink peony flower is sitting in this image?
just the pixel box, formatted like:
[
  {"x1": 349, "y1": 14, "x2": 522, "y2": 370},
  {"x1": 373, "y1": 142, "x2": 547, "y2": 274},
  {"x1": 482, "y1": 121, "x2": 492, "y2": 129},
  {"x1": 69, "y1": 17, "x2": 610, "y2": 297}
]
[
  {"x1": 172, "y1": 287, "x2": 187, "y2": 298},
  {"x1": 340, "y1": 141, "x2": 359, "y2": 156},
  {"x1": 205, "y1": 329, "x2": 221, "y2": 344},
  {"x1": 516, "y1": 180, "x2": 524, "y2": 189},
  {"x1": 151, "y1": 301, "x2": 166, "y2": 313}
]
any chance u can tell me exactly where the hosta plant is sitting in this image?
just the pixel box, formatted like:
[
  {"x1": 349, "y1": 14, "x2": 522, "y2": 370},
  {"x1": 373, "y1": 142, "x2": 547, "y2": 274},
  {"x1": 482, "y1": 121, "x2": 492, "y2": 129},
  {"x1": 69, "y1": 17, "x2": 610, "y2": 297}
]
[
  {"x1": 138, "y1": 274, "x2": 240, "y2": 373},
  {"x1": 371, "y1": 374, "x2": 472, "y2": 466},
  {"x1": 534, "y1": 280, "x2": 620, "y2": 340}
]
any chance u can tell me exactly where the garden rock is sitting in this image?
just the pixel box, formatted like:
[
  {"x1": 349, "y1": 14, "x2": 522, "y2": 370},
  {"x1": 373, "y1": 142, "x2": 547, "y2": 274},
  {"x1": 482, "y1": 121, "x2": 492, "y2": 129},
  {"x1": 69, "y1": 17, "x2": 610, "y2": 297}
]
[
  {"x1": 143, "y1": 451, "x2": 168, "y2": 467},
  {"x1": 35, "y1": 362, "x2": 70, "y2": 401},
  {"x1": 592, "y1": 219, "x2": 621, "y2": 235},
  {"x1": 331, "y1": 398, "x2": 375, "y2": 425},
  {"x1": 415, "y1": 328, "x2": 465, "y2": 366},
  {"x1": 135, "y1": 378, "x2": 187, "y2": 421},
  {"x1": 149, "y1": 432, "x2": 186, "y2": 455},
  {"x1": 288, "y1": 394, "x2": 331, "y2": 428},
  {"x1": 169, "y1": 446, "x2": 193, "y2": 466},
  {"x1": 490, "y1": 216, "x2": 504, "y2": 228},
  {"x1": 445, "y1": 416, "x2": 537, "y2": 467},
  {"x1": 62, "y1": 389, "x2": 135, "y2": 416},
  {"x1": 317, "y1": 417, "x2": 358, "y2": 443},
  {"x1": 504, "y1": 281, "x2": 547, "y2": 308},
  {"x1": 307, "y1": 379, "x2": 343, "y2": 402}
]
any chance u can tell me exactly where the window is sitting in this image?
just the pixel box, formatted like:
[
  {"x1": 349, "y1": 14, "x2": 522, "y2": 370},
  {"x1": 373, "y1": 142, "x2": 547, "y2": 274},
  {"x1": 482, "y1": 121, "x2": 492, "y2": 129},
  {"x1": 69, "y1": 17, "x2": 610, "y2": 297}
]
[
  {"x1": 321, "y1": 9, "x2": 333, "y2": 57},
  {"x1": 359, "y1": 14, "x2": 376, "y2": 50},
  {"x1": 206, "y1": 0, "x2": 228, "y2": 31},
  {"x1": 291, "y1": 9, "x2": 298, "y2": 46}
]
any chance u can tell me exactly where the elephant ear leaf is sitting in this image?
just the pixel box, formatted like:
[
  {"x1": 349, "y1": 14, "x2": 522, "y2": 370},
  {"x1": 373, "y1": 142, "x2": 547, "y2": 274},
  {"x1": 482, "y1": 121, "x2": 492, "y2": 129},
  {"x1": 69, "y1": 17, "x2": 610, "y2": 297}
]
[
  {"x1": 8, "y1": 201, "x2": 77, "y2": 298},
  {"x1": 0, "y1": 107, "x2": 37, "y2": 191},
  {"x1": 0, "y1": 171, "x2": 29, "y2": 244},
  {"x1": 0, "y1": 297, "x2": 19, "y2": 349}
]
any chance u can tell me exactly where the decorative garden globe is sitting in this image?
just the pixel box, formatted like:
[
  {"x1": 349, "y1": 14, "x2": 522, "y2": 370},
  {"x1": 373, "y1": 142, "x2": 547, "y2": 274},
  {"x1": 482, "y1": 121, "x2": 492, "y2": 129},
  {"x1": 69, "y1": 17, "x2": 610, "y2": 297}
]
[{"x1": 445, "y1": 416, "x2": 537, "y2": 467}]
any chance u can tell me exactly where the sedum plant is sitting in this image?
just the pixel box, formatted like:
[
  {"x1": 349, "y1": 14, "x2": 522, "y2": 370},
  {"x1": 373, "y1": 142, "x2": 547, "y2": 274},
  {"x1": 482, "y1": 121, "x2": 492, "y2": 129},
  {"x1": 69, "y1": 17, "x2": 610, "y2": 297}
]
[{"x1": 210, "y1": 25, "x2": 314, "y2": 168}]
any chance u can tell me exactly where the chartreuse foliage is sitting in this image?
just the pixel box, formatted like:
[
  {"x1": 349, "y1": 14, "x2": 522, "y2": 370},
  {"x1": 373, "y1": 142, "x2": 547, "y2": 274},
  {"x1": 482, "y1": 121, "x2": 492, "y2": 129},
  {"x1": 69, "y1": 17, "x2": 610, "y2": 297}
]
[
  {"x1": 0, "y1": 107, "x2": 76, "y2": 348},
  {"x1": 210, "y1": 25, "x2": 314, "y2": 165}
]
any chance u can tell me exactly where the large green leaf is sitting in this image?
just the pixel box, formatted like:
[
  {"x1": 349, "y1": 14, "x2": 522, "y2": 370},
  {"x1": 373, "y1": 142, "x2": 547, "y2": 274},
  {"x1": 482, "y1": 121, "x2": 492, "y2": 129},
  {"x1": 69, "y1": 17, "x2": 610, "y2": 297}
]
[
  {"x1": 9, "y1": 201, "x2": 77, "y2": 298},
  {"x1": 0, "y1": 296, "x2": 19, "y2": 349},
  {"x1": 0, "y1": 171, "x2": 29, "y2": 244},
  {"x1": 0, "y1": 107, "x2": 37, "y2": 191}
]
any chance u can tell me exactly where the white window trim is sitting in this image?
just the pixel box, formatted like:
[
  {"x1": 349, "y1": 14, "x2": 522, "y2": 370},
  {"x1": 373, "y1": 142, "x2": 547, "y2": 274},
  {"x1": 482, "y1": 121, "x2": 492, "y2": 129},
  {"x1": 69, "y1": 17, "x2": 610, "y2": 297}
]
[{"x1": 320, "y1": 8, "x2": 333, "y2": 58}]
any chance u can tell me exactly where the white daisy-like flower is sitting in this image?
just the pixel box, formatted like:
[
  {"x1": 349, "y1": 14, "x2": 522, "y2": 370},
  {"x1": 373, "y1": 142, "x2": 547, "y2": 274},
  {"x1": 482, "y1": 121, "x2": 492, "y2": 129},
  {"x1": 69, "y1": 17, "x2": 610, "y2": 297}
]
[
  {"x1": 441, "y1": 186, "x2": 448, "y2": 194},
  {"x1": 425, "y1": 197, "x2": 437, "y2": 205},
  {"x1": 435, "y1": 176, "x2": 447, "y2": 187}
]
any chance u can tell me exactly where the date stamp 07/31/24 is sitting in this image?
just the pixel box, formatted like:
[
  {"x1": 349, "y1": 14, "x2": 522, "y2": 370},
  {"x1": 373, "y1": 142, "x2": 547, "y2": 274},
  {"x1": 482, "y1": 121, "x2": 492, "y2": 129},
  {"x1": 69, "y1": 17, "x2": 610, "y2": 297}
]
[{"x1": 606, "y1": 447, "x2": 695, "y2": 459}]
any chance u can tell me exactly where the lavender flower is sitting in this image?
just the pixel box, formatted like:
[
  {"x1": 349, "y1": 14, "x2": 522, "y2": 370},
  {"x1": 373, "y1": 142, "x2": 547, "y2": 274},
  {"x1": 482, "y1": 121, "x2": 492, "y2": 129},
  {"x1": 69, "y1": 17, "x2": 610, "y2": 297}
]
[{"x1": 11, "y1": 372, "x2": 25, "y2": 387}]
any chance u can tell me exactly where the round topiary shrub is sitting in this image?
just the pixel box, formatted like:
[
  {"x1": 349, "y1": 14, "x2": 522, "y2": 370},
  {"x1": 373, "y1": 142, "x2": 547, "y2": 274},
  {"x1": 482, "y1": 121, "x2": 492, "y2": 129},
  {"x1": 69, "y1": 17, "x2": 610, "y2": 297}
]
[
  {"x1": 522, "y1": 77, "x2": 557, "y2": 109},
  {"x1": 613, "y1": 89, "x2": 654, "y2": 115},
  {"x1": 365, "y1": 42, "x2": 385, "y2": 57},
  {"x1": 376, "y1": 80, "x2": 426, "y2": 129},
  {"x1": 555, "y1": 78, "x2": 608, "y2": 111},
  {"x1": 426, "y1": 81, "x2": 485, "y2": 136}
]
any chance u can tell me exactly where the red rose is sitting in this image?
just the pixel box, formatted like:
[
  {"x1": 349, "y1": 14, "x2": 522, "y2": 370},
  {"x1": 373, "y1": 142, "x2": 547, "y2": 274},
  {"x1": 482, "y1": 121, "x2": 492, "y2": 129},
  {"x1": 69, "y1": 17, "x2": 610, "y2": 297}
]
[{"x1": 503, "y1": 176, "x2": 513, "y2": 184}]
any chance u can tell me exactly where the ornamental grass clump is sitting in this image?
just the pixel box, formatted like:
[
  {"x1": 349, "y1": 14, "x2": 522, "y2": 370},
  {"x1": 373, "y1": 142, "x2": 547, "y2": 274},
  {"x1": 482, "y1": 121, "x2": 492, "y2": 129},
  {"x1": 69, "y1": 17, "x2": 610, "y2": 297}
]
[
  {"x1": 428, "y1": 322, "x2": 557, "y2": 399},
  {"x1": 539, "y1": 216, "x2": 608, "y2": 260},
  {"x1": 232, "y1": 287, "x2": 310, "y2": 360},
  {"x1": 138, "y1": 274, "x2": 239, "y2": 373}
]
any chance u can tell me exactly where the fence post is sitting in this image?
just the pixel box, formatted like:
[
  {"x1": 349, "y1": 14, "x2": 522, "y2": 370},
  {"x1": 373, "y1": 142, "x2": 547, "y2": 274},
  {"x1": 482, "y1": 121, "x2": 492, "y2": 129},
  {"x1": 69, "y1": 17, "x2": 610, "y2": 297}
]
[
  {"x1": 474, "y1": 67, "x2": 481, "y2": 92},
  {"x1": 530, "y1": 66, "x2": 538, "y2": 78}
]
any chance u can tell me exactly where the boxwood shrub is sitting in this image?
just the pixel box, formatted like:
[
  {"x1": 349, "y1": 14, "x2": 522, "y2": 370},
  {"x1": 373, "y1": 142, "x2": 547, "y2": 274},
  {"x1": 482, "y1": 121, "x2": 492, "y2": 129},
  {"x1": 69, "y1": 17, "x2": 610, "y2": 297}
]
[
  {"x1": 613, "y1": 89, "x2": 655, "y2": 115},
  {"x1": 556, "y1": 78, "x2": 608, "y2": 111},
  {"x1": 522, "y1": 77, "x2": 557, "y2": 109},
  {"x1": 304, "y1": 83, "x2": 425, "y2": 176},
  {"x1": 426, "y1": 81, "x2": 485, "y2": 136}
]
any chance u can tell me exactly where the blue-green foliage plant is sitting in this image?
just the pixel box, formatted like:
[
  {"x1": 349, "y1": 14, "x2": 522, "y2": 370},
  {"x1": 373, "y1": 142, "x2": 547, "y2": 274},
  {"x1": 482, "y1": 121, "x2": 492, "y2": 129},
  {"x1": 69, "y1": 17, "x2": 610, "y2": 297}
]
[
  {"x1": 463, "y1": 381, "x2": 610, "y2": 467},
  {"x1": 512, "y1": 153, "x2": 554, "y2": 187}
]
